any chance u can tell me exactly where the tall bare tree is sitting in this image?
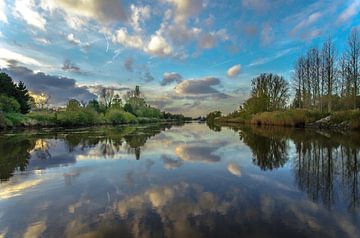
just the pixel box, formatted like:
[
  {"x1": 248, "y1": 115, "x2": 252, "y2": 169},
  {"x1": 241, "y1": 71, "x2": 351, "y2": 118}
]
[
  {"x1": 347, "y1": 29, "x2": 360, "y2": 109},
  {"x1": 321, "y1": 36, "x2": 336, "y2": 112}
]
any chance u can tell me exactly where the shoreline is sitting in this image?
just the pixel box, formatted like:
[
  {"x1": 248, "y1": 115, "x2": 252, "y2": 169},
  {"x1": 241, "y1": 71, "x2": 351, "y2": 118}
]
[
  {"x1": 212, "y1": 109, "x2": 360, "y2": 132},
  {"x1": 0, "y1": 117, "x2": 193, "y2": 131}
]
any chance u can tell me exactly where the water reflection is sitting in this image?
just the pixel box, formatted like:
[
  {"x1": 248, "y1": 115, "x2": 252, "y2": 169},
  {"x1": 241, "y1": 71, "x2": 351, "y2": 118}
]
[
  {"x1": 0, "y1": 123, "x2": 177, "y2": 181},
  {"x1": 228, "y1": 125, "x2": 360, "y2": 211},
  {"x1": 0, "y1": 123, "x2": 359, "y2": 237}
]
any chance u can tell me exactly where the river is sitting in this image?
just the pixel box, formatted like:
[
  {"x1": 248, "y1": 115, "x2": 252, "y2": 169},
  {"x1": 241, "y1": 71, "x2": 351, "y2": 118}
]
[{"x1": 0, "y1": 123, "x2": 359, "y2": 237}]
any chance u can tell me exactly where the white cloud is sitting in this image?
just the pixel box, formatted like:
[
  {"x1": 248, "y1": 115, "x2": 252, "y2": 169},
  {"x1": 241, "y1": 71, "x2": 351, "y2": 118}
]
[
  {"x1": 13, "y1": 0, "x2": 46, "y2": 30},
  {"x1": 112, "y1": 27, "x2": 144, "y2": 50},
  {"x1": 227, "y1": 64, "x2": 241, "y2": 78},
  {"x1": 291, "y1": 12, "x2": 322, "y2": 36},
  {"x1": 249, "y1": 48, "x2": 297, "y2": 67},
  {"x1": 337, "y1": 0, "x2": 360, "y2": 24},
  {"x1": 146, "y1": 33, "x2": 173, "y2": 57},
  {"x1": 34, "y1": 37, "x2": 51, "y2": 45},
  {"x1": 66, "y1": 33, "x2": 81, "y2": 45},
  {"x1": 0, "y1": 48, "x2": 42, "y2": 67},
  {"x1": 130, "y1": 4, "x2": 151, "y2": 32},
  {"x1": 0, "y1": 0, "x2": 7, "y2": 23}
]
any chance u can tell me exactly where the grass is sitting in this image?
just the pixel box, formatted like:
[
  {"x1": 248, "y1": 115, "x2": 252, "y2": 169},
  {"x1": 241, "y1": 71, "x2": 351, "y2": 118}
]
[
  {"x1": 250, "y1": 110, "x2": 328, "y2": 127},
  {"x1": 330, "y1": 110, "x2": 360, "y2": 129}
]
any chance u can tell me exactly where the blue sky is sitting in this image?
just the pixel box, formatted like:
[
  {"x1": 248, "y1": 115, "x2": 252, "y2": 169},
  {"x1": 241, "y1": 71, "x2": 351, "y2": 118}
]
[{"x1": 0, "y1": 0, "x2": 359, "y2": 116}]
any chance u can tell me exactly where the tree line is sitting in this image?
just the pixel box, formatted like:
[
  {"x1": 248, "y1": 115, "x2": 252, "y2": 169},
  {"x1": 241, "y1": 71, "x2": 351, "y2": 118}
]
[
  {"x1": 225, "y1": 29, "x2": 360, "y2": 117},
  {"x1": 0, "y1": 72, "x2": 190, "y2": 127},
  {"x1": 292, "y1": 29, "x2": 360, "y2": 112}
]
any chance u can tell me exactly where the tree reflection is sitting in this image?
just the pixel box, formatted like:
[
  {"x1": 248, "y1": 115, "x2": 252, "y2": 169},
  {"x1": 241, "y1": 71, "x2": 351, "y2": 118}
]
[
  {"x1": 293, "y1": 134, "x2": 360, "y2": 210},
  {"x1": 0, "y1": 123, "x2": 180, "y2": 181},
  {"x1": 0, "y1": 135, "x2": 35, "y2": 181},
  {"x1": 239, "y1": 126, "x2": 289, "y2": 170},
  {"x1": 230, "y1": 125, "x2": 360, "y2": 211}
]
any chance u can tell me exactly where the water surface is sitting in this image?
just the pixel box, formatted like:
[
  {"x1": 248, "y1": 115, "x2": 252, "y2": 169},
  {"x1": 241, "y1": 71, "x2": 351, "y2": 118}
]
[{"x1": 0, "y1": 123, "x2": 359, "y2": 237}]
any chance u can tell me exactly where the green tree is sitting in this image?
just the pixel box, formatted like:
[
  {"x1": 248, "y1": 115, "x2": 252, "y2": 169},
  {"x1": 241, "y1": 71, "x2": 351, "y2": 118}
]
[
  {"x1": 244, "y1": 73, "x2": 289, "y2": 113},
  {"x1": 66, "y1": 99, "x2": 81, "y2": 111},
  {"x1": 0, "y1": 72, "x2": 32, "y2": 114}
]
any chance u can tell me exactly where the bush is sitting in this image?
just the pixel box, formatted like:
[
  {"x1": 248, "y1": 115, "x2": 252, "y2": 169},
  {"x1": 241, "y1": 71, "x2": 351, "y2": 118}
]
[
  {"x1": 27, "y1": 111, "x2": 57, "y2": 123},
  {"x1": 4, "y1": 113, "x2": 27, "y2": 127},
  {"x1": 105, "y1": 109, "x2": 137, "y2": 124},
  {"x1": 137, "y1": 117, "x2": 160, "y2": 123},
  {"x1": 57, "y1": 108, "x2": 101, "y2": 126},
  {"x1": 0, "y1": 94, "x2": 21, "y2": 113}
]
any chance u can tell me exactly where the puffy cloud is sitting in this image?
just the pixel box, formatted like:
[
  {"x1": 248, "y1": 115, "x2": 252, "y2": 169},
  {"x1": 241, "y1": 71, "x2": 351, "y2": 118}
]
[
  {"x1": 227, "y1": 163, "x2": 241, "y2": 176},
  {"x1": 337, "y1": 0, "x2": 360, "y2": 24},
  {"x1": 227, "y1": 64, "x2": 241, "y2": 78},
  {"x1": 123, "y1": 57, "x2": 133, "y2": 72},
  {"x1": 198, "y1": 29, "x2": 228, "y2": 49},
  {"x1": 66, "y1": 33, "x2": 81, "y2": 45},
  {"x1": 166, "y1": 0, "x2": 203, "y2": 24},
  {"x1": 161, "y1": 72, "x2": 183, "y2": 86},
  {"x1": 13, "y1": 0, "x2": 47, "y2": 30},
  {"x1": 175, "y1": 143, "x2": 221, "y2": 163},
  {"x1": 3, "y1": 63, "x2": 96, "y2": 106},
  {"x1": 145, "y1": 34, "x2": 173, "y2": 57},
  {"x1": 40, "y1": 0, "x2": 127, "y2": 24},
  {"x1": 0, "y1": 0, "x2": 7, "y2": 23},
  {"x1": 112, "y1": 27, "x2": 144, "y2": 50},
  {"x1": 175, "y1": 77, "x2": 228, "y2": 98}
]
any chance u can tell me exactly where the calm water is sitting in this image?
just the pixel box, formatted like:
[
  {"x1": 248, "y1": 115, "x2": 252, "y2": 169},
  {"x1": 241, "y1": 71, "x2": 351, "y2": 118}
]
[{"x1": 0, "y1": 123, "x2": 359, "y2": 238}]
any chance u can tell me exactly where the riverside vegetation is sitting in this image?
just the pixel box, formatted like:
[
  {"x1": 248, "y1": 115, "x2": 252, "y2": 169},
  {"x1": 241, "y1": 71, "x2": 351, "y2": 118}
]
[
  {"x1": 208, "y1": 30, "x2": 360, "y2": 130},
  {"x1": 0, "y1": 72, "x2": 190, "y2": 129}
]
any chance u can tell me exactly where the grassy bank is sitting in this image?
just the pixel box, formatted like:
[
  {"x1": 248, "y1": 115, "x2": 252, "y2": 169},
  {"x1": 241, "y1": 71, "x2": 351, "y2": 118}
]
[
  {"x1": 0, "y1": 109, "x2": 190, "y2": 130},
  {"x1": 215, "y1": 109, "x2": 360, "y2": 130}
]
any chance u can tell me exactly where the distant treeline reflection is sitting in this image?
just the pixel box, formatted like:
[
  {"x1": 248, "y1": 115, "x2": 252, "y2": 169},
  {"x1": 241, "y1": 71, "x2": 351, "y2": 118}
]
[
  {"x1": 227, "y1": 125, "x2": 360, "y2": 211},
  {"x1": 0, "y1": 123, "x2": 178, "y2": 181}
]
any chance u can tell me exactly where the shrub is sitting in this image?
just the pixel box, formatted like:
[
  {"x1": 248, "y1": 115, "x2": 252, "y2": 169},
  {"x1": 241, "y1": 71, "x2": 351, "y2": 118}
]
[
  {"x1": 0, "y1": 94, "x2": 21, "y2": 113},
  {"x1": 4, "y1": 113, "x2": 27, "y2": 127},
  {"x1": 57, "y1": 108, "x2": 101, "y2": 126},
  {"x1": 105, "y1": 109, "x2": 137, "y2": 124},
  {"x1": 137, "y1": 117, "x2": 160, "y2": 123}
]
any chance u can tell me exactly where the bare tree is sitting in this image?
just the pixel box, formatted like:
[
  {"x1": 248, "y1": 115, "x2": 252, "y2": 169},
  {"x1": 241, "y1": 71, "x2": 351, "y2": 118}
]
[
  {"x1": 347, "y1": 29, "x2": 360, "y2": 109},
  {"x1": 99, "y1": 87, "x2": 114, "y2": 108},
  {"x1": 321, "y1": 36, "x2": 337, "y2": 112}
]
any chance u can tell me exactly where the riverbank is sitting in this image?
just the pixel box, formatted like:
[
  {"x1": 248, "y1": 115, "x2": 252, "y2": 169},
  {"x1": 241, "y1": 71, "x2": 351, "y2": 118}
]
[
  {"x1": 214, "y1": 109, "x2": 360, "y2": 131},
  {"x1": 0, "y1": 111, "x2": 192, "y2": 130}
]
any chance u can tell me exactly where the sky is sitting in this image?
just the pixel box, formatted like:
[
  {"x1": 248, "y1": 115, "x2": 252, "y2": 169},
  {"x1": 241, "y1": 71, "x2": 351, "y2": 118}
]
[{"x1": 0, "y1": 0, "x2": 359, "y2": 117}]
